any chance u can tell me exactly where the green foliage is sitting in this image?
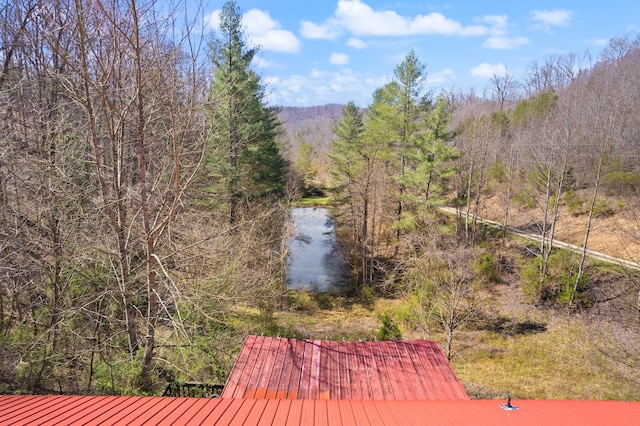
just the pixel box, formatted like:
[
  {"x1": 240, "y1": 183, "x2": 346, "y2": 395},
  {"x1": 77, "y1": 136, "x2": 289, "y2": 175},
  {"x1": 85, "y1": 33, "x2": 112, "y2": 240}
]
[
  {"x1": 490, "y1": 159, "x2": 507, "y2": 183},
  {"x1": 329, "y1": 101, "x2": 366, "y2": 188},
  {"x1": 513, "y1": 189, "x2": 537, "y2": 208},
  {"x1": 295, "y1": 139, "x2": 317, "y2": 188},
  {"x1": 520, "y1": 250, "x2": 589, "y2": 305},
  {"x1": 405, "y1": 95, "x2": 459, "y2": 204},
  {"x1": 91, "y1": 356, "x2": 147, "y2": 396},
  {"x1": 563, "y1": 189, "x2": 584, "y2": 215},
  {"x1": 602, "y1": 170, "x2": 640, "y2": 194},
  {"x1": 511, "y1": 89, "x2": 558, "y2": 127},
  {"x1": 516, "y1": 164, "x2": 573, "y2": 210},
  {"x1": 520, "y1": 256, "x2": 543, "y2": 301},
  {"x1": 243, "y1": 135, "x2": 288, "y2": 198},
  {"x1": 394, "y1": 212, "x2": 418, "y2": 231},
  {"x1": 475, "y1": 252, "x2": 502, "y2": 284},
  {"x1": 377, "y1": 313, "x2": 402, "y2": 341},
  {"x1": 292, "y1": 196, "x2": 330, "y2": 206},
  {"x1": 525, "y1": 164, "x2": 554, "y2": 194},
  {"x1": 490, "y1": 109, "x2": 510, "y2": 137},
  {"x1": 358, "y1": 285, "x2": 376, "y2": 305},
  {"x1": 206, "y1": 0, "x2": 287, "y2": 218},
  {"x1": 593, "y1": 198, "x2": 615, "y2": 217},
  {"x1": 287, "y1": 290, "x2": 319, "y2": 312}
]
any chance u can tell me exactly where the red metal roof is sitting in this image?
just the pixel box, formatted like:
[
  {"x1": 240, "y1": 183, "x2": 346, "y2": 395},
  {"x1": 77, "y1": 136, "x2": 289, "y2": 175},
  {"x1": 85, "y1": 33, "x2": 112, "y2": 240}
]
[
  {"x1": 221, "y1": 336, "x2": 468, "y2": 400},
  {"x1": 1, "y1": 395, "x2": 639, "y2": 425}
]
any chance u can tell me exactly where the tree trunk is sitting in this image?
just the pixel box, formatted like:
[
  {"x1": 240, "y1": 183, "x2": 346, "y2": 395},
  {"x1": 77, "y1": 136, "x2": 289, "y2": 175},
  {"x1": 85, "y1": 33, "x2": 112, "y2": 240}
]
[
  {"x1": 131, "y1": 0, "x2": 157, "y2": 391},
  {"x1": 464, "y1": 157, "x2": 474, "y2": 245},
  {"x1": 573, "y1": 154, "x2": 604, "y2": 304},
  {"x1": 538, "y1": 168, "x2": 552, "y2": 300},
  {"x1": 74, "y1": 0, "x2": 139, "y2": 357},
  {"x1": 501, "y1": 147, "x2": 515, "y2": 260}
]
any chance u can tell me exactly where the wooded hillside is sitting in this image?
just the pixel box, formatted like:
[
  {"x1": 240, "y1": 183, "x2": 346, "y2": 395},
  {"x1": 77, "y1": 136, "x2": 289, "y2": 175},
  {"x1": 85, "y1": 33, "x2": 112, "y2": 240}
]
[{"x1": 278, "y1": 104, "x2": 345, "y2": 182}]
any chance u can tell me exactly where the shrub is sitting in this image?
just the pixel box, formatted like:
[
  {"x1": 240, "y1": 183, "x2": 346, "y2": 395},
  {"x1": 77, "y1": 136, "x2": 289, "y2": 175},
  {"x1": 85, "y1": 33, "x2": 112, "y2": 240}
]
[
  {"x1": 377, "y1": 313, "x2": 402, "y2": 341},
  {"x1": 287, "y1": 290, "x2": 317, "y2": 312},
  {"x1": 520, "y1": 256, "x2": 544, "y2": 302},
  {"x1": 490, "y1": 159, "x2": 507, "y2": 183},
  {"x1": 520, "y1": 250, "x2": 589, "y2": 305},
  {"x1": 563, "y1": 189, "x2": 584, "y2": 216},
  {"x1": 475, "y1": 252, "x2": 502, "y2": 284},
  {"x1": 513, "y1": 189, "x2": 536, "y2": 208},
  {"x1": 593, "y1": 199, "x2": 615, "y2": 217},
  {"x1": 602, "y1": 170, "x2": 640, "y2": 194}
]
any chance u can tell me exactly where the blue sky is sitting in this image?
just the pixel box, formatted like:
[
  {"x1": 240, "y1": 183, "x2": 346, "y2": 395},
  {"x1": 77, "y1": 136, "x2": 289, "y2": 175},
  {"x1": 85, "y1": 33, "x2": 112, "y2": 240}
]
[{"x1": 202, "y1": 1, "x2": 640, "y2": 107}]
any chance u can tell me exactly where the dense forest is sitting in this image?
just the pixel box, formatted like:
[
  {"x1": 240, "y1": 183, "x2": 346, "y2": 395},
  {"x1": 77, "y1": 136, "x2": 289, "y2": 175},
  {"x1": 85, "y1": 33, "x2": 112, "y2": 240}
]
[{"x1": 1, "y1": 0, "x2": 640, "y2": 398}]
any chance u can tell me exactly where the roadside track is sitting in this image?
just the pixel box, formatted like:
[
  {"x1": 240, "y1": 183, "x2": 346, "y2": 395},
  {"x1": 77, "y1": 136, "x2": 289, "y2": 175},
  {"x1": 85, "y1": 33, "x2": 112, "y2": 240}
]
[{"x1": 439, "y1": 206, "x2": 640, "y2": 272}]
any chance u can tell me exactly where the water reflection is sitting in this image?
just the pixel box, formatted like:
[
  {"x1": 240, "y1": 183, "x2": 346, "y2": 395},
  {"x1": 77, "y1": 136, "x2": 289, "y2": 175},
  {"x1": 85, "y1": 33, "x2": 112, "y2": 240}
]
[{"x1": 286, "y1": 207, "x2": 346, "y2": 292}]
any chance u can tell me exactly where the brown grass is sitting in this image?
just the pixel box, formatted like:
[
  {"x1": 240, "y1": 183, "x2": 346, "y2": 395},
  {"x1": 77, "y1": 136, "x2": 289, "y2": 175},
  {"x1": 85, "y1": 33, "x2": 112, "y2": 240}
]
[{"x1": 478, "y1": 189, "x2": 640, "y2": 262}]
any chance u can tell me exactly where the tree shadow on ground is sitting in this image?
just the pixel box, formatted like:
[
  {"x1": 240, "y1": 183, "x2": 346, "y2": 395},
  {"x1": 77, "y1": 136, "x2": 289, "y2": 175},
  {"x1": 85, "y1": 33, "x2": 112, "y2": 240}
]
[{"x1": 481, "y1": 316, "x2": 547, "y2": 337}]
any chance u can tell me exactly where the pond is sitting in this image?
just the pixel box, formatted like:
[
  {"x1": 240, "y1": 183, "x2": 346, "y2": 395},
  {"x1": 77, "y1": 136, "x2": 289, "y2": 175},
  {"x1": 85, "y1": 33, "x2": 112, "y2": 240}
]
[{"x1": 286, "y1": 207, "x2": 347, "y2": 292}]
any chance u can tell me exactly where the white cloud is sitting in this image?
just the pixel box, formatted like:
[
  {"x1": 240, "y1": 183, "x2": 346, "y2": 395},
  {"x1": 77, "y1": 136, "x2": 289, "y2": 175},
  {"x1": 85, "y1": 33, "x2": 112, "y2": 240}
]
[
  {"x1": 347, "y1": 38, "x2": 368, "y2": 49},
  {"x1": 483, "y1": 36, "x2": 529, "y2": 49},
  {"x1": 205, "y1": 9, "x2": 300, "y2": 53},
  {"x1": 470, "y1": 63, "x2": 507, "y2": 78},
  {"x1": 588, "y1": 38, "x2": 610, "y2": 47},
  {"x1": 264, "y1": 76, "x2": 280, "y2": 86},
  {"x1": 310, "y1": 68, "x2": 332, "y2": 79},
  {"x1": 302, "y1": 0, "x2": 488, "y2": 38},
  {"x1": 265, "y1": 67, "x2": 382, "y2": 106},
  {"x1": 300, "y1": 20, "x2": 341, "y2": 40},
  {"x1": 531, "y1": 9, "x2": 573, "y2": 30},
  {"x1": 252, "y1": 56, "x2": 288, "y2": 70},
  {"x1": 243, "y1": 9, "x2": 301, "y2": 53},
  {"x1": 253, "y1": 56, "x2": 273, "y2": 69},
  {"x1": 408, "y1": 12, "x2": 487, "y2": 36},
  {"x1": 428, "y1": 68, "x2": 457, "y2": 85},
  {"x1": 204, "y1": 10, "x2": 220, "y2": 31},
  {"x1": 330, "y1": 53, "x2": 350, "y2": 65},
  {"x1": 480, "y1": 14, "x2": 509, "y2": 31},
  {"x1": 474, "y1": 14, "x2": 530, "y2": 50}
]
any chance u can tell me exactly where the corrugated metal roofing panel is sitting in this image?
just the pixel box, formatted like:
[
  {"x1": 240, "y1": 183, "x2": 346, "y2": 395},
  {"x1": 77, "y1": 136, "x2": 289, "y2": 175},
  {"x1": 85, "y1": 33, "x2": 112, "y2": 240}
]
[
  {"x1": 62, "y1": 396, "x2": 128, "y2": 425},
  {"x1": 369, "y1": 397, "x2": 400, "y2": 426},
  {"x1": 256, "y1": 397, "x2": 280, "y2": 425},
  {"x1": 345, "y1": 341, "x2": 361, "y2": 400},
  {"x1": 336, "y1": 341, "x2": 351, "y2": 400},
  {"x1": 2, "y1": 396, "x2": 640, "y2": 425},
  {"x1": 151, "y1": 397, "x2": 211, "y2": 425},
  {"x1": 244, "y1": 336, "x2": 270, "y2": 399},
  {"x1": 380, "y1": 340, "x2": 407, "y2": 399},
  {"x1": 286, "y1": 399, "x2": 304, "y2": 425},
  {"x1": 221, "y1": 336, "x2": 469, "y2": 400},
  {"x1": 298, "y1": 339, "x2": 313, "y2": 400},
  {"x1": 370, "y1": 341, "x2": 393, "y2": 400},
  {"x1": 49, "y1": 396, "x2": 130, "y2": 425},
  {"x1": 227, "y1": 397, "x2": 258, "y2": 425},
  {"x1": 288, "y1": 338, "x2": 305, "y2": 399},
  {"x1": 266, "y1": 338, "x2": 287, "y2": 399},
  {"x1": 326, "y1": 399, "x2": 343, "y2": 425},
  {"x1": 318, "y1": 342, "x2": 331, "y2": 400},
  {"x1": 269, "y1": 399, "x2": 292, "y2": 425}
]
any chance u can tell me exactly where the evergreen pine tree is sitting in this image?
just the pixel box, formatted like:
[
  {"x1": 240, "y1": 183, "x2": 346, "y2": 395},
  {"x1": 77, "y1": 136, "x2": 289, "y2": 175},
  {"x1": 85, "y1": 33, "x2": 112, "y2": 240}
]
[{"x1": 207, "y1": 0, "x2": 286, "y2": 225}]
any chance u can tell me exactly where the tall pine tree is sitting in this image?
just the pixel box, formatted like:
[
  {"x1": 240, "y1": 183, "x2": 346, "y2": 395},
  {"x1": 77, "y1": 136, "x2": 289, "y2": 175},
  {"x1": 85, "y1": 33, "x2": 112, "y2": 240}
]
[
  {"x1": 405, "y1": 95, "x2": 458, "y2": 206},
  {"x1": 207, "y1": 0, "x2": 286, "y2": 226},
  {"x1": 384, "y1": 51, "x2": 431, "y2": 243}
]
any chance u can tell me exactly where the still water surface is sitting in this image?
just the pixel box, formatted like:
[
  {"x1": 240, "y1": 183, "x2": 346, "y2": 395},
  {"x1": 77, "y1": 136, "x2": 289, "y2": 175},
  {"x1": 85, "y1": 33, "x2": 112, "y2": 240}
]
[{"x1": 286, "y1": 207, "x2": 346, "y2": 292}]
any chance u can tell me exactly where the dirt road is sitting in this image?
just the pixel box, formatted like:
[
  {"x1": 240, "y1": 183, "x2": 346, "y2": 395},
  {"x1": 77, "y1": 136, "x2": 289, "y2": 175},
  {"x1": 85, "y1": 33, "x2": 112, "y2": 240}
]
[{"x1": 439, "y1": 206, "x2": 640, "y2": 271}]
